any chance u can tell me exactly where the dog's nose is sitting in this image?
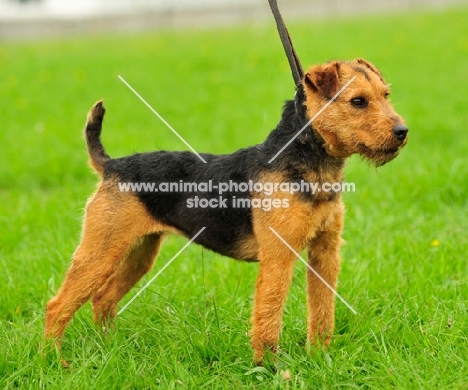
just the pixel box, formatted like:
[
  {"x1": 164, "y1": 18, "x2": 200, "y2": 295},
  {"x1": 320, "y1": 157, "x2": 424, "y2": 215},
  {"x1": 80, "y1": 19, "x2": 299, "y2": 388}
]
[{"x1": 393, "y1": 124, "x2": 408, "y2": 141}]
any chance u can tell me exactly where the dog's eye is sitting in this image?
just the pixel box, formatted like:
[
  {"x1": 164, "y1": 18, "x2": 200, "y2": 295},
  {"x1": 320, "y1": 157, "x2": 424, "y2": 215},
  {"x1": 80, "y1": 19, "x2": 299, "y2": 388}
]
[
  {"x1": 351, "y1": 97, "x2": 368, "y2": 108},
  {"x1": 384, "y1": 92, "x2": 390, "y2": 99}
]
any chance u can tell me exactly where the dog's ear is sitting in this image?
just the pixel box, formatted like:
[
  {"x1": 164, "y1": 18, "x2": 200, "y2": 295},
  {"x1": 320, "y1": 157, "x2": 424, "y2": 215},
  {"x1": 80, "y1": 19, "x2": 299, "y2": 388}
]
[
  {"x1": 355, "y1": 58, "x2": 386, "y2": 83},
  {"x1": 304, "y1": 61, "x2": 341, "y2": 99}
]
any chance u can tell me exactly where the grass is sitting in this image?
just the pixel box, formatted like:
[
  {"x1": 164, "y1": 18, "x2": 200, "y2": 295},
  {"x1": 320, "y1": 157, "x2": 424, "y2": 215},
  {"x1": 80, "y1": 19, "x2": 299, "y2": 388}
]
[{"x1": 1, "y1": 7, "x2": 468, "y2": 389}]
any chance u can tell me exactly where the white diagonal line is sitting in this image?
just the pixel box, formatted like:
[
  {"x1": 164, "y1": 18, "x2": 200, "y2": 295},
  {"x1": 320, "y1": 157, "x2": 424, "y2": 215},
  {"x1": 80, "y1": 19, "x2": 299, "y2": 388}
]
[
  {"x1": 117, "y1": 227, "x2": 206, "y2": 315},
  {"x1": 118, "y1": 75, "x2": 207, "y2": 163},
  {"x1": 268, "y1": 227, "x2": 357, "y2": 314},
  {"x1": 268, "y1": 76, "x2": 356, "y2": 163}
]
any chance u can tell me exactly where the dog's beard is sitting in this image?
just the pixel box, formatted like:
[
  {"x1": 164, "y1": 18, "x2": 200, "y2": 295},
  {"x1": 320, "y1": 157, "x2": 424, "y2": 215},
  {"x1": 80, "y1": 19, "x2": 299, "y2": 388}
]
[{"x1": 358, "y1": 144, "x2": 403, "y2": 167}]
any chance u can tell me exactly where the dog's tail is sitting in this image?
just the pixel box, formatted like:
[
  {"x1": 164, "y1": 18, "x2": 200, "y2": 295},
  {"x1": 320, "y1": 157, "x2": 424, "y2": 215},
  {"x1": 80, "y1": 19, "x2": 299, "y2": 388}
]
[{"x1": 84, "y1": 100, "x2": 110, "y2": 175}]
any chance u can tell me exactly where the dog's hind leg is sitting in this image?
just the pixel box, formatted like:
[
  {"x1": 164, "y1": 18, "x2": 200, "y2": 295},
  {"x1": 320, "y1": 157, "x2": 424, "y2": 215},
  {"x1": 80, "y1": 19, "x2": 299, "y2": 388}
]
[
  {"x1": 92, "y1": 233, "x2": 163, "y2": 325},
  {"x1": 44, "y1": 185, "x2": 157, "y2": 343}
]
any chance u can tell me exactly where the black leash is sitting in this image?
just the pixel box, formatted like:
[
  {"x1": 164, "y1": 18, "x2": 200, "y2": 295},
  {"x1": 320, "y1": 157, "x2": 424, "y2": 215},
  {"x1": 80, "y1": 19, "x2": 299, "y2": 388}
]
[{"x1": 267, "y1": 0, "x2": 304, "y2": 87}]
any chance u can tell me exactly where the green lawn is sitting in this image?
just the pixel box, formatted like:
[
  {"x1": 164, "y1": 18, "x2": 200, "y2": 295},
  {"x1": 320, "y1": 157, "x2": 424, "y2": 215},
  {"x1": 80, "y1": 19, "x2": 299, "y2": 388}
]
[{"x1": 1, "y1": 7, "x2": 468, "y2": 389}]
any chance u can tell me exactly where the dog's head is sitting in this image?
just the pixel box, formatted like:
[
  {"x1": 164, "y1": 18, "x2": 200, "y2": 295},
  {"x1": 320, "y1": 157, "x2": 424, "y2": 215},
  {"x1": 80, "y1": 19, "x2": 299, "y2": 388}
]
[{"x1": 302, "y1": 59, "x2": 408, "y2": 166}]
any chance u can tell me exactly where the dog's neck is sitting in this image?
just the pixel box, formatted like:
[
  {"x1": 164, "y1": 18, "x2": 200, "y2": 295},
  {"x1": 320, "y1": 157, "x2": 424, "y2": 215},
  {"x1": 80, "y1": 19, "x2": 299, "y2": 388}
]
[{"x1": 262, "y1": 85, "x2": 346, "y2": 180}]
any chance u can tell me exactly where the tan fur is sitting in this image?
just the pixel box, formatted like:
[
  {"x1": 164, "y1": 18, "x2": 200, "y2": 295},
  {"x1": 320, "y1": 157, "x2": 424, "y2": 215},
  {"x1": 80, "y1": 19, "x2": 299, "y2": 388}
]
[
  {"x1": 44, "y1": 178, "x2": 179, "y2": 342},
  {"x1": 304, "y1": 59, "x2": 407, "y2": 165},
  {"x1": 249, "y1": 171, "x2": 344, "y2": 362}
]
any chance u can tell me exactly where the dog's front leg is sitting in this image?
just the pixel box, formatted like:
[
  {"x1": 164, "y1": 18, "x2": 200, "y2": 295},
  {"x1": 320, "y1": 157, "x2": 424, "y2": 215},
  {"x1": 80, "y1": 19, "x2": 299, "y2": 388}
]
[
  {"x1": 306, "y1": 206, "x2": 344, "y2": 348},
  {"x1": 250, "y1": 247, "x2": 296, "y2": 364}
]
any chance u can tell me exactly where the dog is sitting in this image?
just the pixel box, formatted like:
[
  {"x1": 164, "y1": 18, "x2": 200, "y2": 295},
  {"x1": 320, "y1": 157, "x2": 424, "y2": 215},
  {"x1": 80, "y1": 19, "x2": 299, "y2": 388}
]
[{"x1": 45, "y1": 58, "x2": 408, "y2": 364}]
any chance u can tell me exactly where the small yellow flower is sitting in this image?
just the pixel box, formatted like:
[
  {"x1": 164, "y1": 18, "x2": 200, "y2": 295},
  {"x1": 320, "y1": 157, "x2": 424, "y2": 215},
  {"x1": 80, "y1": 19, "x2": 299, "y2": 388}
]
[{"x1": 431, "y1": 239, "x2": 439, "y2": 246}]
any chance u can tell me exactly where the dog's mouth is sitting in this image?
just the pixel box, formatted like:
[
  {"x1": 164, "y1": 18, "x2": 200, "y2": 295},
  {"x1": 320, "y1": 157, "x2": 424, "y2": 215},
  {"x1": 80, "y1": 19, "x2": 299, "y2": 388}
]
[
  {"x1": 383, "y1": 147, "x2": 400, "y2": 155},
  {"x1": 358, "y1": 144, "x2": 403, "y2": 167}
]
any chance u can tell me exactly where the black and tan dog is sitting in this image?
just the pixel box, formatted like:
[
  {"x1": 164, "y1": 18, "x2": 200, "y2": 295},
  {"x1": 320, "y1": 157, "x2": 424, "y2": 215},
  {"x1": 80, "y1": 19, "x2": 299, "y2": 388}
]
[{"x1": 45, "y1": 59, "x2": 407, "y2": 363}]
